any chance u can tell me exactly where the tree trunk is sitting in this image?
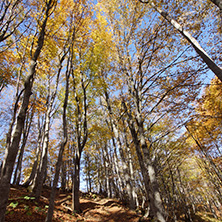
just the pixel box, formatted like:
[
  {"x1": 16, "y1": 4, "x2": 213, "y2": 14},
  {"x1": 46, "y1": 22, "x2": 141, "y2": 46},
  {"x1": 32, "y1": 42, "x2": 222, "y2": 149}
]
[
  {"x1": 122, "y1": 119, "x2": 139, "y2": 208},
  {"x1": 13, "y1": 107, "x2": 34, "y2": 185},
  {"x1": 22, "y1": 117, "x2": 43, "y2": 188},
  {"x1": 0, "y1": 1, "x2": 55, "y2": 219},
  {"x1": 148, "y1": 1, "x2": 222, "y2": 82},
  {"x1": 71, "y1": 70, "x2": 88, "y2": 213},
  {"x1": 32, "y1": 107, "x2": 50, "y2": 200},
  {"x1": 122, "y1": 100, "x2": 165, "y2": 221},
  {"x1": 102, "y1": 142, "x2": 113, "y2": 198},
  {"x1": 72, "y1": 153, "x2": 81, "y2": 213},
  {"x1": 103, "y1": 91, "x2": 136, "y2": 209},
  {"x1": 45, "y1": 55, "x2": 70, "y2": 222},
  {"x1": 61, "y1": 160, "x2": 66, "y2": 191},
  {"x1": 0, "y1": 62, "x2": 36, "y2": 221}
]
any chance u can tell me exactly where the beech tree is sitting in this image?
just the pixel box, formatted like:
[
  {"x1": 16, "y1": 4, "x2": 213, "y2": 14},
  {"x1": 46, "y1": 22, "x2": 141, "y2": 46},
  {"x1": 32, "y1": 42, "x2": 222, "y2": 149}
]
[
  {"x1": 0, "y1": 0, "x2": 56, "y2": 220},
  {"x1": 138, "y1": 0, "x2": 222, "y2": 82},
  {"x1": 0, "y1": 0, "x2": 221, "y2": 221}
]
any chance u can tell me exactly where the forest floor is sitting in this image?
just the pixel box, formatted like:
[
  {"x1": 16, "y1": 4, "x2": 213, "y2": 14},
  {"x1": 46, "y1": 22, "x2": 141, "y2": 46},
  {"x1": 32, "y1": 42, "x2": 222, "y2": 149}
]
[{"x1": 5, "y1": 185, "x2": 222, "y2": 222}]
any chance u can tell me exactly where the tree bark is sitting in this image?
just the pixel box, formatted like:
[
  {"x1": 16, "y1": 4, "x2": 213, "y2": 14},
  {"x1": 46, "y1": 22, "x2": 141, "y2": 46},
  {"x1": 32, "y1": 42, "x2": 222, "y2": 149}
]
[
  {"x1": 0, "y1": 1, "x2": 55, "y2": 220},
  {"x1": 22, "y1": 116, "x2": 43, "y2": 188},
  {"x1": 45, "y1": 62, "x2": 70, "y2": 222},
  {"x1": 13, "y1": 106, "x2": 34, "y2": 185},
  {"x1": 72, "y1": 153, "x2": 81, "y2": 213},
  {"x1": 31, "y1": 105, "x2": 51, "y2": 200},
  {"x1": 71, "y1": 70, "x2": 88, "y2": 213},
  {"x1": 122, "y1": 100, "x2": 165, "y2": 222},
  {"x1": 103, "y1": 90, "x2": 136, "y2": 209},
  {"x1": 138, "y1": 0, "x2": 222, "y2": 82}
]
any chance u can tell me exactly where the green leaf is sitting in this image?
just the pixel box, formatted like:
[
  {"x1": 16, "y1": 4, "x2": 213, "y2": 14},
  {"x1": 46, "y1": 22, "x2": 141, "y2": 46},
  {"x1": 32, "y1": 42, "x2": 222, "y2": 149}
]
[
  {"x1": 24, "y1": 196, "x2": 35, "y2": 200},
  {"x1": 9, "y1": 202, "x2": 18, "y2": 208}
]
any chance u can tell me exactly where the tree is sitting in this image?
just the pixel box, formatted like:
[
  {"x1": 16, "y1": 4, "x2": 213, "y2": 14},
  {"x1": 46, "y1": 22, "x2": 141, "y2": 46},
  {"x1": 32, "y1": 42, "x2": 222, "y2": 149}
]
[
  {"x1": 0, "y1": 0, "x2": 28, "y2": 44},
  {"x1": 0, "y1": 0, "x2": 221, "y2": 221},
  {"x1": 0, "y1": 0, "x2": 56, "y2": 220},
  {"x1": 138, "y1": 0, "x2": 222, "y2": 82}
]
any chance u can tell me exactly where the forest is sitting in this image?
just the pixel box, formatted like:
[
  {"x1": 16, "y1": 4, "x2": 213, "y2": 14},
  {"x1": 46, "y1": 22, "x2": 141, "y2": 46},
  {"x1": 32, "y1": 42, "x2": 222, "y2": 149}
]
[{"x1": 0, "y1": 0, "x2": 221, "y2": 221}]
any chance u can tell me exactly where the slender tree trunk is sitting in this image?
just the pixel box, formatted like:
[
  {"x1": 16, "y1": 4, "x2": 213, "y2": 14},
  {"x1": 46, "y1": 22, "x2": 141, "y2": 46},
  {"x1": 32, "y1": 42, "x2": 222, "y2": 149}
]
[
  {"x1": 32, "y1": 40, "x2": 64, "y2": 199},
  {"x1": 103, "y1": 91, "x2": 136, "y2": 209},
  {"x1": 72, "y1": 153, "x2": 81, "y2": 212},
  {"x1": 32, "y1": 107, "x2": 50, "y2": 200},
  {"x1": 61, "y1": 160, "x2": 66, "y2": 191},
  {"x1": 0, "y1": 0, "x2": 54, "y2": 216},
  {"x1": 13, "y1": 107, "x2": 34, "y2": 185},
  {"x1": 71, "y1": 69, "x2": 88, "y2": 213},
  {"x1": 138, "y1": 0, "x2": 222, "y2": 82},
  {"x1": 102, "y1": 142, "x2": 113, "y2": 198},
  {"x1": 22, "y1": 117, "x2": 43, "y2": 188},
  {"x1": 45, "y1": 68, "x2": 70, "y2": 222}
]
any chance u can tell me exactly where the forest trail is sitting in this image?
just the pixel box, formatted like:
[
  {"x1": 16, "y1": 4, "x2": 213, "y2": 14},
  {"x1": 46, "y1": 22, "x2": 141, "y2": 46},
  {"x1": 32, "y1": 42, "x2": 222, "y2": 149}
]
[
  {"x1": 5, "y1": 186, "x2": 146, "y2": 222},
  {"x1": 77, "y1": 198, "x2": 141, "y2": 222},
  {"x1": 5, "y1": 185, "x2": 222, "y2": 222}
]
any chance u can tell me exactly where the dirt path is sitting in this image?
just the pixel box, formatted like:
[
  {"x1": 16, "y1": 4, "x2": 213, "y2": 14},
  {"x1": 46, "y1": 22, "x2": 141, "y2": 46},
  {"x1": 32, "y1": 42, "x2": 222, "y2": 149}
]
[
  {"x1": 79, "y1": 198, "x2": 141, "y2": 222},
  {"x1": 6, "y1": 187, "x2": 147, "y2": 222}
]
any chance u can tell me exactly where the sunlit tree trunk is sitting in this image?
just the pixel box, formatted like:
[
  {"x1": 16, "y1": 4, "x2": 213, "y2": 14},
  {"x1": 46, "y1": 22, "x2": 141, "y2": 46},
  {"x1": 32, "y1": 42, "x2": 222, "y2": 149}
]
[
  {"x1": 122, "y1": 118, "x2": 139, "y2": 208},
  {"x1": 103, "y1": 90, "x2": 136, "y2": 209},
  {"x1": 13, "y1": 105, "x2": 34, "y2": 185},
  {"x1": 31, "y1": 99, "x2": 51, "y2": 200},
  {"x1": 0, "y1": 1, "x2": 55, "y2": 220},
  {"x1": 22, "y1": 115, "x2": 43, "y2": 188},
  {"x1": 138, "y1": 0, "x2": 222, "y2": 82},
  {"x1": 122, "y1": 100, "x2": 165, "y2": 221},
  {"x1": 45, "y1": 56, "x2": 70, "y2": 222},
  {"x1": 71, "y1": 71, "x2": 88, "y2": 213},
  {"x1": 102, "y1": 142, "x2": 113, "y2": 198}
]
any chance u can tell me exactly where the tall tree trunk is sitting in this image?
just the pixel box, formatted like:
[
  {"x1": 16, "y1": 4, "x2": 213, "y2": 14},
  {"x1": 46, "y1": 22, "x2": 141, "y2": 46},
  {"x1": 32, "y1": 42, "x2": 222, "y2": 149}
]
[
  {"x1": 32, "y1": 39, "x2": 64, "y2": 200},
  {"x1": 103, "y1": 90, "x2": 136, "y2": 209},
  {"x1": 138, "y1": 121, "x2": 165, "y2": 222},
  {"x1": 31, "y1": 107, "x2": 50, "y2": 200},
  {"x1": 71, "y1": 70, "x2": 88, "y2": 213},
  {"x1": 122, "y1": 118, "x2": 139, "y2": 208},
  {"x1": 0, "y1": 1, "x2": 55, "y2": 219},
  {"x1": 138, "y1": 0, "x2": 222, "y2": 82},
  {"x1": 13, "y1": 106, "x2": 34, "y2": 185},
  {"x1": 45, "y1": 64, "x2": 70, "y2": 222},
  {"x1": 22, "y1": 116, "x2": 43, "y2": 188},
  {"x1": 102, "y1": 142, "x2": 113, "y2": 198},
  {"x1": 72, "y1": 152, "x2": 81, "y2": 212},
  {"x1": 122, "y1": 100, "x2": 165, "y2": 221}
]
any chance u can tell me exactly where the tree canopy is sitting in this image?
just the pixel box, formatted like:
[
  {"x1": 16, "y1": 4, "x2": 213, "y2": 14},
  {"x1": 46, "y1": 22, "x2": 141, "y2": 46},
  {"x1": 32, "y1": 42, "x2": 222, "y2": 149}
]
[{"x1": 0, "y1": 0, "x2": 221, "y2": 221}]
